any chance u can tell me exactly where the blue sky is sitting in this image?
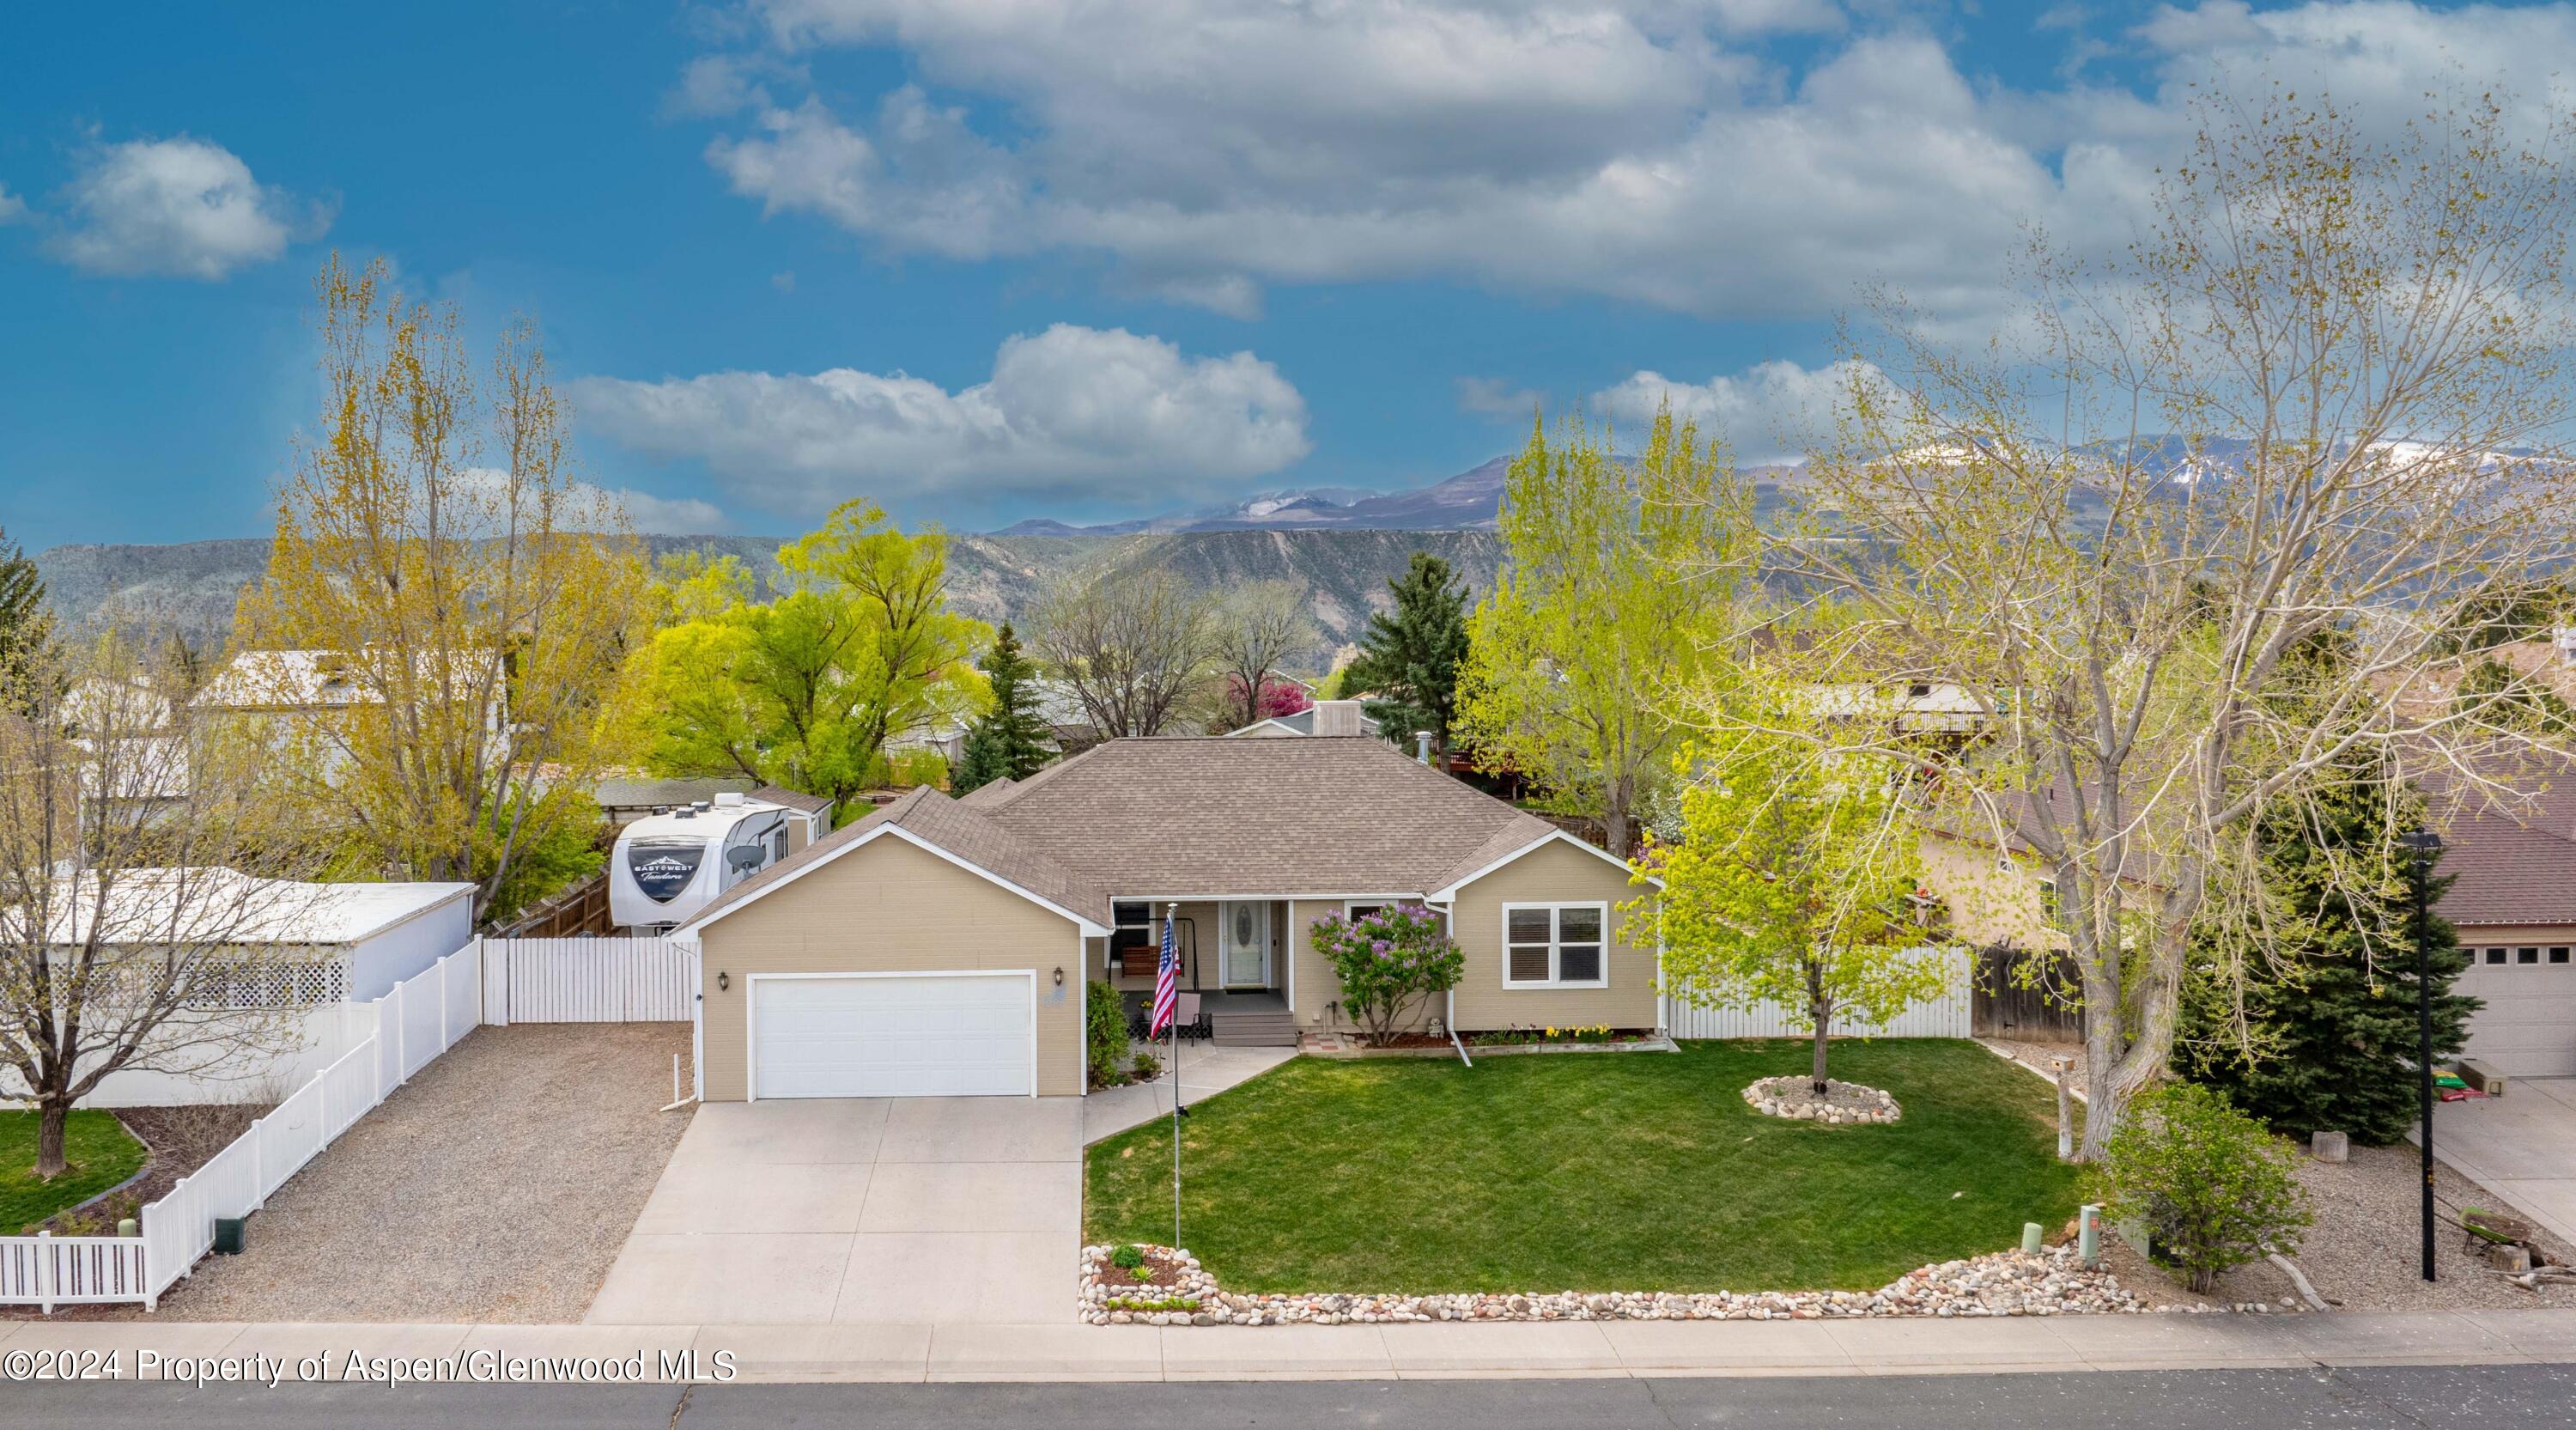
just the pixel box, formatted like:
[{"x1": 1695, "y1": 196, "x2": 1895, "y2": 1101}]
[{"x1": 2, "y1": 1, "x2": 2566, "y2": 549}]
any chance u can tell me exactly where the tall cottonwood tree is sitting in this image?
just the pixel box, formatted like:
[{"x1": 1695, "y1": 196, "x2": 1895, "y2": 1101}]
[
  {"x1": 622, "y1": 503, "x2": 990, "y2": 812},
  {"x1": 1457, "y1": 406, "x2": 1745, "y2": 854},
  {"x1": 1028, "y1": 568, "x2": 1214, "y2": 739},
  {"x1": 234, "y1": 255, "x2": 646, "y2": 921},
  {"x1": 1735, "y1": 88, "x2": 2576, "y2": 1156}
]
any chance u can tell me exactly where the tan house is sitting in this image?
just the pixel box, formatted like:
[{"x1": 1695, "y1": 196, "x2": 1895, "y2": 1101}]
[
  {"x1": 2427, "y1": 759, "x2": 2576, "y2": 1077},
  {"x1": 671, "y1": 737, "x2": 1657, "y2": 1101}
]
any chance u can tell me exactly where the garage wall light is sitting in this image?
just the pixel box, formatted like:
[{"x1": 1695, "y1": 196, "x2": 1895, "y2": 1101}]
[
  {"x1": 716, "y1": 971, "x2": 731, "y2": 992},
  {"x1": 1053, "y1": 966, "x2": 1066, "y2": 987}
]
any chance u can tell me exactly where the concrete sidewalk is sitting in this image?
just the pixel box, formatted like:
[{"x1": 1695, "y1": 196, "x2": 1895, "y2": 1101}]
[
  {"x1": 7, "y1": 1309, "x2": 2572, "y2": 1383},
  {"x1": 1083, "y1": 1044, "x2": 1295, "y2": 1143}
]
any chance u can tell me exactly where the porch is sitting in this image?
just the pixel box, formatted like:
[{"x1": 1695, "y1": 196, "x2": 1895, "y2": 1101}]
[
  {"x1": 1119, "y1": 989, "x2": 1296, "y2": 1048},
  {"x1": 1102, "y1": 898, "x2": 1298, "y2": 1048}
]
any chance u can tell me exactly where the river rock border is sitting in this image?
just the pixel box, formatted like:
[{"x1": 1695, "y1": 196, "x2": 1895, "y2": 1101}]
[
  {"x1": 1081, "y1": 1244, "x2": 2143, "y2": 1324},
  {"x1": 1743, "y1": 1074, "x2": 1901, "y2": 1124}
]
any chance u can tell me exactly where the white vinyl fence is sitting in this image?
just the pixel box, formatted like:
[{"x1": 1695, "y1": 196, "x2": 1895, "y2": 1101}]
[
  {"x1": 3, "y1": 933, "x2": 692, "y2": 1311},
  {"x1": 1, "y1": 939, "x2": 483, "y2": 1311},
  {"x1": 1662, "y1": 946, "x2": 1973, "y2": 1040},
  {"x1": 483, "y1": 936, "x2": 692, "y2": 1024}
]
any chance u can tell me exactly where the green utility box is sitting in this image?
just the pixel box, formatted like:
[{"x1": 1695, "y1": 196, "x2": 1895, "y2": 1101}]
[{"x1": 212, "y1": 1217, "x2": 246, "y2": 1255}]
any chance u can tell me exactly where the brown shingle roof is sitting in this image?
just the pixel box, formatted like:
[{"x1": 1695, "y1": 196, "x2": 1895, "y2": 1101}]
[
  {"x1": 751, "y1": 784, "x2": 835, "y2": 815},
  {"x1": 972, "y1": 736, "x2": 1564, "y2": 897},
  {"x1": 2425, "y1": 750, "x2": 2576, "y2": 928},
  {"x1": 679, "y1": 785, "x2": 1112, "y2": 934},
  {"x1": 957, "y1": 776, "x2": 1017, "y2": 807}
]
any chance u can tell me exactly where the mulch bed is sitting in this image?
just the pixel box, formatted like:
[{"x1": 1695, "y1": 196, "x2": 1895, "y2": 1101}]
[{"x1": 1096, "y1": 1244, "x2": 1191, "y2": 1291}]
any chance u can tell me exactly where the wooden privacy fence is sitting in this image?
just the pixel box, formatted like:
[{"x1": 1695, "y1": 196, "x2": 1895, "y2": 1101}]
[
  {"x1": 482, "y1": 936, "x2": 694, "y2": 1024},
  {"x1": 1970, "y1": 946, "x2": 2087, "y2": 1044},
  {"x1": 1663, "y1": 946, "x2": 1974, "y2": 1040}
]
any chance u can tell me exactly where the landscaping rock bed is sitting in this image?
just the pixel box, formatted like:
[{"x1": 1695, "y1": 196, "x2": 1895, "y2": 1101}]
[
  {"x1": 1743, "y1": 1075, "x2": 1901, "y2": 1124},
  {"x1": 1080, "y1": 1243, "x2": 2142, "y2": 1324}
]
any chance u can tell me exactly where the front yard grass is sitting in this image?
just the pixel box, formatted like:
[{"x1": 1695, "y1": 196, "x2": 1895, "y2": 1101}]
[
  {"x1": 1, "y1": 1110, "x2": 148, "y2": 1232},
  {"x1": 1085, "y1": 1038, "x2": 2080, "y2": 1294}
]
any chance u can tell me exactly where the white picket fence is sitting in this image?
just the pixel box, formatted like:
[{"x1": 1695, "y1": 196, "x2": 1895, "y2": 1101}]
[
  {"x1": 482, "y1": 936, "x2": 692, "y2": 1024},
  {"x1": 1662, "y1": 946, "x2": 1973, "y2": 1040}
]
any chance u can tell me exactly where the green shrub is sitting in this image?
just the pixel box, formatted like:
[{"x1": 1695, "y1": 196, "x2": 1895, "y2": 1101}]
[
  {"x1": 1086, "y1": 980, "x2": 1132, "y2": 1088},
  {"x1": 2099, "y1": 1082, "x2": 2313, "y2": 1294},
  {"x1": 1110, "y1": 1244, "x2": 1145, "y2": 1269},
  {"x1": 1131, "y1": 1050, "x2": 1162, "y2": 1080}
]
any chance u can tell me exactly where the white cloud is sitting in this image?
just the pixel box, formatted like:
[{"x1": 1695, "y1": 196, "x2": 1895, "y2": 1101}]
[
  {"x1": 1595, "y1": 359, "x2": 1885, "y2": 459},
  {"x1": 682, "y1": 1, "x2": 2576, "y2": 324},
  {"x1": 450, "y1": 467, "x2": 727, "y2": 535},
  {"x1": 46, "y1": 136, "x2": 324, "y2": 280},
  {"x1": 572, "y1": 323, "x2": 1311, "y2": 514},
  {"x1": 1456, "y1": 376, "x2": 1546, "y2": 419},
  {"x1": 0, "y1": 186, "x2": 27, "y2": 226}
]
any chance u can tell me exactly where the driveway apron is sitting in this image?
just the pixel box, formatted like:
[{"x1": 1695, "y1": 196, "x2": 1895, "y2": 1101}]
[
  {"x1": 586, "y1": 1096, "x2": 1082, "y2": 1326},
  {"x1": 2425, "y1": 1076, "x2": 2576, "y2": 1245}
]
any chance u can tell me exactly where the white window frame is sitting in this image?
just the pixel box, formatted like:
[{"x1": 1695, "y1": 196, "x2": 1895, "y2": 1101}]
[{"x1": 1500, "y1": 901, "x2": 1610, "y2": 989}]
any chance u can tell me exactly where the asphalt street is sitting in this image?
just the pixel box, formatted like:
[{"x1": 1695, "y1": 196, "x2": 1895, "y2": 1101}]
[{"x1": 4, "y1": 1364, "x2": 2574, "y2": 1429}]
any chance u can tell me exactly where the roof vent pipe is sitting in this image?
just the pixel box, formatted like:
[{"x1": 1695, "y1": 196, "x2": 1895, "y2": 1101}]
[{"x1": 1416, "y1": 731, "x2": 1433, "y2": 765}]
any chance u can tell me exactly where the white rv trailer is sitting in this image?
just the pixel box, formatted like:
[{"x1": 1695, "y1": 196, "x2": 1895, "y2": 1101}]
[{"x1": 609, "y1": 791, "x2": 797, "y2": 932}]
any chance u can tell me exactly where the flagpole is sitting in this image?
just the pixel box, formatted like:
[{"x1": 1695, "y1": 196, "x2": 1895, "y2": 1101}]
[{"x1": 1167, "y1": 902, "x2": 1182, "y2": 1251}]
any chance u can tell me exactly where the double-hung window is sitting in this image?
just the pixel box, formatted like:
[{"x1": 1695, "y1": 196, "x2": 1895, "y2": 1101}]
[
  {"x1": 1503, "y1": 903, "x2": 1608, "y2": 989},
  {"x1": 1111, "y1": 901, "x2": 1155, "y2": 954}
]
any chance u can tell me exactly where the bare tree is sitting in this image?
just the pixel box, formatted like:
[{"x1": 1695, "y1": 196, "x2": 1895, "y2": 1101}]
[
  {"x1": 1210, "y1": 580, "x2": 1319, "y2": 730},
  {"x1": 0, "y1": 635, "x2": 325, "y2": 1177},
  {"x1": 1026, "y1": 569, "x2": 1214, "y2": 739},
  {"x1": 1724, "y1": 87, "x2": 2576, "y2": 1156}
]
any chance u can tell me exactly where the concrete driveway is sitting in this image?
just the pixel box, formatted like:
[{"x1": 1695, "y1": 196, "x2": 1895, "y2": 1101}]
[
  {"x1": 2427, "y1": 1077, "x2": 2576, "y2": 1245},
  {"x1": 586, "y1": 1096, "x2": 1081, "y2": 1326}
]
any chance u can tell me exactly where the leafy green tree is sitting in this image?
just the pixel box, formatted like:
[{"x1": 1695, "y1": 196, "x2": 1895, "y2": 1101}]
[
  {"x1": 2179, "y1": 776, "x2": 2477, "y2": 1145},
  {"x1": 2099, "y1": 1083, "x2": 2313, "y2": 1294},
  {"x1": 1649, "y1": 724, "x2": 1945, "y2": 1094},
  {"x1": 1456, "y1": 406, "x2": 1746, "y2": 853},
  {"x1": 955, "y1": 622, "x2": 1055, "y2": 794},
  {"x1": 0, "y1": 526, "x2": 49, "y2": 694},
  {"x1": 1344, "y1": 551, "x2": 1470, "y2": 759},
  {"x1": 622, "y1": 502, "x2": 990, "y2": 812}
]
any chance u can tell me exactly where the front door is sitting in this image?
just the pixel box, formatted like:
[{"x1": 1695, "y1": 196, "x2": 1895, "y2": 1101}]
[{"x1": 1221, "y1": 900, "x2": 1271, "y2": 988}]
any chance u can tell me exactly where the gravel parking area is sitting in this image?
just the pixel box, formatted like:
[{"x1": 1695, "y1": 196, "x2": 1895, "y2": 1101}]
[{"x1": 147, "y1": 1023, "x2": 693, "y2": 1324}]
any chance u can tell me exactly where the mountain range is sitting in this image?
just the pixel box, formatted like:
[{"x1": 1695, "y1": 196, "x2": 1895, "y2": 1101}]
[{"x1": 31, "y1": 454, "x2": 1541, "y2": 657}]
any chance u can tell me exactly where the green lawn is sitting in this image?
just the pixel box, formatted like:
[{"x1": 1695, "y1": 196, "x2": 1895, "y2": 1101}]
[
  {"x1": 1085, "y1": 1039, "x2": 2081, "y2": 1293},
  {"x1": 0, "y1": 1110, "x2": 149, "y2": 1233}
]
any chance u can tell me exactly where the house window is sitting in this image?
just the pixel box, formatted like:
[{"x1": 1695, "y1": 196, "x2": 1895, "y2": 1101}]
[
  {"x1": 2552, "y1": 947, "x2": 2571, "y2": 964},
  {"x1": 2520, "y1": 946, "x2": 2542, "y2": 964},
  {"x1": 1112, "y1": 901, "x2": 1154, "y2": 953},
  {"x1": 1503, "y1": 903, "x2": 1608, "y2": 989},
  {"x1": 2487, "y1": 946, "x2": 2508, "y2": 964},
  {"x1": 1346, "y1": 902, "x2": 1388, "y2": 923},
  {"x1": 2036, "y1": 880, "x2": 2060, "y2": 922}
]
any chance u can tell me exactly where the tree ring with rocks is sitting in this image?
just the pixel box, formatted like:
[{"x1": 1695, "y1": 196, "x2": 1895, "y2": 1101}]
[{"x1": 1743, "y1": 1075, "x2": 1901, "y2": 1124}]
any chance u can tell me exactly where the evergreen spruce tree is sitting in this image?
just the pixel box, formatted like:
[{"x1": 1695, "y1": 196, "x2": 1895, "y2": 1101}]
[
  {"x1": 953, "y1": 622, "x2": 1054, "y2": 794},
  {"x1": 0, "y1": 526, "x2": 51, "y2": 691},
  {"x1": 1343, "y1": 551, "x2": 1470, "y2": 758},
  {"x1": 2179, "y1": 774, "x2": 2478, "y2": 1145}
]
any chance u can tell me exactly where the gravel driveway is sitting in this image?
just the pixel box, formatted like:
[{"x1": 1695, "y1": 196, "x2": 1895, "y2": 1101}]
[{"x1": 149, "y1": 1023, "x2": 693, "y2": 1323}]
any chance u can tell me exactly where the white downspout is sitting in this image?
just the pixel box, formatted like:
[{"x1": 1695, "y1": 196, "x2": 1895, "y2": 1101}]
[{"x1": 1430, "y1": 897, "x2": 1470, "y2": 1067}]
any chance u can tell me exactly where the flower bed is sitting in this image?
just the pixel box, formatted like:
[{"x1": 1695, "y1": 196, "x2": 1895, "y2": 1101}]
[
  {"x1": 1743, "y1": 1075, "x2": 1901, "y2": 1124},
  {"x1": 1080, "y1": 1242, "x2": 2143, "y2": 1324}
]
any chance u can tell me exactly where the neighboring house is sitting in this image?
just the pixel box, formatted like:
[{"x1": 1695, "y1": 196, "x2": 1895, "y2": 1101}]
[
  {"x1": 5, "y1": 870, "x2": 474, "y2": 1107},
  {"x1": 1224, "y1": 698, "x2": 1382, "y2": 739},
  {"x1": 669, "y1": 737, "x2": 1658, "y2": 1101},
  {"x1": 2427, "y1": 762, "x2": 2576, "y2": 1076}
]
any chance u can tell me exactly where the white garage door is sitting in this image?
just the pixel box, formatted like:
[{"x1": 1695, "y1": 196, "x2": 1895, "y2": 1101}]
[
  {"x1": 751, "y1": 973, "x2": 1035, "y2": 1098},
  {"x1": 2458, "y1": 947, "x2": 2576, "y2": 1077}
]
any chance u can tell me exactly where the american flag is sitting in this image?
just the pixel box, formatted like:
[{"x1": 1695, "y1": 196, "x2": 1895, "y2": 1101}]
[{"x1": 1150, "y1": 909, "x2": 1178, "y2": 1037}]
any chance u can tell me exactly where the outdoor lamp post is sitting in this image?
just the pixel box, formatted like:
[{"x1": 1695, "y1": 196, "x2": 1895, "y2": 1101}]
[{"x1": 2397, "y1": 828, "x2": 2445, "y2": 1283}]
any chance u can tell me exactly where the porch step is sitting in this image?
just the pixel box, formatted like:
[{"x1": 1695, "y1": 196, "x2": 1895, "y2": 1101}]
[{"x1": 1209, "y1": 1011, "x2": 1298, "y2": 1047}]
